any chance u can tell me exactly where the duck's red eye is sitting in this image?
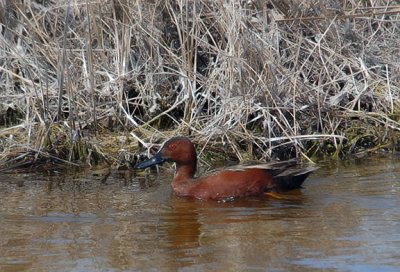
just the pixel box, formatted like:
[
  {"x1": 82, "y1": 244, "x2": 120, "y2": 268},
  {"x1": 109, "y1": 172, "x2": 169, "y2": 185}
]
[{"x1": 169, "y1": 142, "x2": 178, "y2": 150}]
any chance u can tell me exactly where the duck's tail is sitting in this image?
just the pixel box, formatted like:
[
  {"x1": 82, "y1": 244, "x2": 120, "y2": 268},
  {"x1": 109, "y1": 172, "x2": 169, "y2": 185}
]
[{"x1": 271, "y1": 164, "x2": 317, "y2": 191}]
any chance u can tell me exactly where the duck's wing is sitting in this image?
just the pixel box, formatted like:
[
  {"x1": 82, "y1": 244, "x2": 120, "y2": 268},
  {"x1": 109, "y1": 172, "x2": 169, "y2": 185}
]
[
  {"x1": 200, "y1": 159, "x2": 317, "y2": 192},
  {"x1": 204, "y1": 159, "x2": 317, "y2": 176}
]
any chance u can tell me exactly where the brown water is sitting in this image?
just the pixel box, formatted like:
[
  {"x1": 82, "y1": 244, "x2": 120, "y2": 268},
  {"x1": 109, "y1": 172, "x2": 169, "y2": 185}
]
[{"x1": 0, "y1": 155, "x2": 399, "y2": 272}]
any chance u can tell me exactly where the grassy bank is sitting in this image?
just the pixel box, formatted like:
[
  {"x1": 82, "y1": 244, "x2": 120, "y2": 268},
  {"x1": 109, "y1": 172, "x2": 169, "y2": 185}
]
[{"x1": 1, "y1": 0, "x2": 400, "y2": 171}]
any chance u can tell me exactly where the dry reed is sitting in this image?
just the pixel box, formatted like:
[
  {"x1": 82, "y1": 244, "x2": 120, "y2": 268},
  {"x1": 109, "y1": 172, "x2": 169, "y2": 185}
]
[{"x1": 0, "y1": 0, "x2": 399, "y2": 170}]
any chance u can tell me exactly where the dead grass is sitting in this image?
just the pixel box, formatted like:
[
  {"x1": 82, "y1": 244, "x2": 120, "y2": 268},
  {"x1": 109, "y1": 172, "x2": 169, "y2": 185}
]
[{"x1": 0, "y1": 0, "x2": 400, "y2": 170}]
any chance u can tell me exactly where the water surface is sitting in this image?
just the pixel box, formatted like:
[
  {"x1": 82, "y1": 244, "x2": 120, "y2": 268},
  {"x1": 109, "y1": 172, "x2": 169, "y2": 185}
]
[{"x1": 0, "y1": 155, "x2": 399, "y2": 271}]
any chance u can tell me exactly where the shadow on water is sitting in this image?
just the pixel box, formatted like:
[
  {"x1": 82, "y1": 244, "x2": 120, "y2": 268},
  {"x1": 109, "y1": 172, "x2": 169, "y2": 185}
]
[{"x1": 0, "y1": 154, "x2": 399, "y2": 271}]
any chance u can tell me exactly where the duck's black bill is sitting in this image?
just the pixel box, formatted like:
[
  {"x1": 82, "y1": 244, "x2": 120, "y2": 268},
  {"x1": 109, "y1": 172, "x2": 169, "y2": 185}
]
[{"x1": 134, "y1": 152, "x2": 165, "y2": 169}]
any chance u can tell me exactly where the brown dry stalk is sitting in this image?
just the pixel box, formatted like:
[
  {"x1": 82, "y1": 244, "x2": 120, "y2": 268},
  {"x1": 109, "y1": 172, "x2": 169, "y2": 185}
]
[{"x1": 0, "y1": 0, "x2": 399, "y2": 167}]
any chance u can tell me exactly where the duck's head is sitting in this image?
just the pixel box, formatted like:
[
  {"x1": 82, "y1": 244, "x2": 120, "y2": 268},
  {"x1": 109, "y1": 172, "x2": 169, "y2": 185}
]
[{"x1": 134, "y1": 136, "x2": 197, "y2": 169}]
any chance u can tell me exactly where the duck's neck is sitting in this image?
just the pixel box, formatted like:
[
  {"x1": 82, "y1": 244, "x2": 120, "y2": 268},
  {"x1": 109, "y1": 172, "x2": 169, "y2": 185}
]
[
  {"x1": 171, "y1": 163, "x2": 197, "y2": 197},
  {"x1": 174, "y1": 163, "x2": 196, "y2": 182}
]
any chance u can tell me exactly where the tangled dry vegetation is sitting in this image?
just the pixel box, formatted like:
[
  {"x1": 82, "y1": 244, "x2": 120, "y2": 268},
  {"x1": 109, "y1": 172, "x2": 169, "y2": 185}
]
[{"x1": 0, "y1": 0, "x2": 400, "y2": 171}]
